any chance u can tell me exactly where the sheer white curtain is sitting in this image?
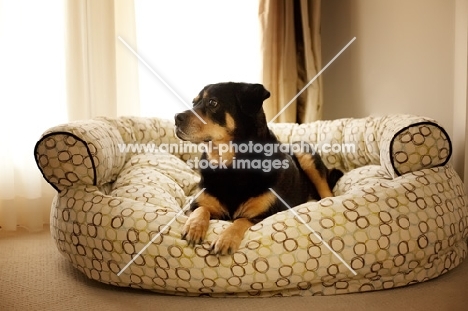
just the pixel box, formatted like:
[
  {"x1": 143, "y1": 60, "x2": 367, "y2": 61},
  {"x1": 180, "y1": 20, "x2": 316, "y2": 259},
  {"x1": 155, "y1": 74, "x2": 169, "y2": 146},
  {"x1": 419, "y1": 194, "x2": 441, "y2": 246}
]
[
  {"x1": 0, "y1": 0, "x2": 139, "y2": 232},
  {"x1": 0, "y1": 0, "x2": 67, "y2": 231},
  {"x1": 66, "y1": 0, "x2": 139, "y2": 120}
]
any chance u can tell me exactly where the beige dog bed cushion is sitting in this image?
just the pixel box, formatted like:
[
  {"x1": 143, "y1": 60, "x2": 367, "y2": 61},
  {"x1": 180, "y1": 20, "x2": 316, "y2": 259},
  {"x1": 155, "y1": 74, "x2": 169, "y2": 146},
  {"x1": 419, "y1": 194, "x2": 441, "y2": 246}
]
[{"x1": 34, "y1": 114, "x2": 468, "y2": 297}]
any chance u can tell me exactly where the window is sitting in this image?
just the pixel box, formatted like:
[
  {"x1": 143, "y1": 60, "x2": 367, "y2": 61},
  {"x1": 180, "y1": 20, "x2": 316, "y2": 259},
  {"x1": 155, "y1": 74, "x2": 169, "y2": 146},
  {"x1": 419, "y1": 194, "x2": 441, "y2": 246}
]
[
  {"x1": 135, "y1": 0, "x2": 261, "y2": 120},
  {"x1": 0, "y1": 0, "x2": 66, "y2": 182},
  {"x1": 0, "y1": 0, "x2": 66, "y2": 231}
]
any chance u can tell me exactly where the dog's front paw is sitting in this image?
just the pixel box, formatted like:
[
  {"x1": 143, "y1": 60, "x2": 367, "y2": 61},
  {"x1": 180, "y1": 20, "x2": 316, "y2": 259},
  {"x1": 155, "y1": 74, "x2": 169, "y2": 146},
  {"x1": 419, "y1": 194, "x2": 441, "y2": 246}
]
[
  {"x1": 182, "y1": 207, "x2": 210, "y2": 247},
  {"x1": 209, "y1": 218, "x2": 253, "y2": 255},
  {"x1": 210, "y1": 231, "x2": 242, "y2": 256}
]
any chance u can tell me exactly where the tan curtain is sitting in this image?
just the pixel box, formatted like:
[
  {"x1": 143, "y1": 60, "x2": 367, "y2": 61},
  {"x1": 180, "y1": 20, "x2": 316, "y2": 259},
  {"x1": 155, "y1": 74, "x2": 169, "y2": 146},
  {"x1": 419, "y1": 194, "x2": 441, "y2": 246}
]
[
  {"x1": 259, "y1": 0, "x2": 322, "y2": 123},
  {"x1": 66, "y1": 0, "x2": 140, "y2": 121}
]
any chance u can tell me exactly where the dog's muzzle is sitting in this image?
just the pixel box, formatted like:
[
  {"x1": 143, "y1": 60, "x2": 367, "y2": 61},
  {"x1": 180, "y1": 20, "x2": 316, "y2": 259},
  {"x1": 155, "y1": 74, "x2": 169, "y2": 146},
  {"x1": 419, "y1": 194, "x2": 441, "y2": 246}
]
[{"x1": 174, "y1": 112, "x2": 191, "y2": 140}]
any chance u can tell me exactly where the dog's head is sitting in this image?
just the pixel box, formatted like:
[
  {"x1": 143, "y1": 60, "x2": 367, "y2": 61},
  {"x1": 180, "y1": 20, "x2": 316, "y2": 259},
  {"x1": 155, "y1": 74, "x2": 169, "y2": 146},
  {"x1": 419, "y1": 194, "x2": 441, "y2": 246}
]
[{"x1": 174, "y1": 82, "x2": 270, "y2": 144}]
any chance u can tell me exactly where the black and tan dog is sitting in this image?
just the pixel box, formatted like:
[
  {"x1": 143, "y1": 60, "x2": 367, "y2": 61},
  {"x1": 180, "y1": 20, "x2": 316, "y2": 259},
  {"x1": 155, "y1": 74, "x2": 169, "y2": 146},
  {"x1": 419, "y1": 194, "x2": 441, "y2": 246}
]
[{"x1": 174, "y1": 82, "x2": 342, "y2": 255}]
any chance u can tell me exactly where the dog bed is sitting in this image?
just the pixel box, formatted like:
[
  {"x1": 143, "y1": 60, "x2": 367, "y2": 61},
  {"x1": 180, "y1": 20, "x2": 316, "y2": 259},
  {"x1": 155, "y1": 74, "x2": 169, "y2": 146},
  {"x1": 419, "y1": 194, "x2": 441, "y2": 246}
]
[{"x1": 34, "y1": 114, "x2": 468, "y2": 297}]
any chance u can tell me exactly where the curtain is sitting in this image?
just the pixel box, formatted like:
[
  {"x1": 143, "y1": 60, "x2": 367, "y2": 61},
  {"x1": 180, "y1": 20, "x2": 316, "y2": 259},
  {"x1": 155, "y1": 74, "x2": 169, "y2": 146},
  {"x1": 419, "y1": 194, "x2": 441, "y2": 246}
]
[
  {"x1": 0, "y1": 0, "x2": 67, "y2": 232},
  {"x1": 0, "y1": 0, "x2": 139, "y2": 232},
  {"x1": 66, "y1": 0, "x2": 140, "y2": 120},
  {"x1": 259, "y1": 0, "x2": 322, "y2": 123}
]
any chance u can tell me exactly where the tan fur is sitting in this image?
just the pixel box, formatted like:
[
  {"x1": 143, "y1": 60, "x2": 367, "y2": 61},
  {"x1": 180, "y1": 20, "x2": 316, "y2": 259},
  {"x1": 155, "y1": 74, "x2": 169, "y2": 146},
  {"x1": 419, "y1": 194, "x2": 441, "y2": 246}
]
[
  {"x1": 211, "y1": 218, "x2": 253, "y2": 255},
  {"x1": 182, "y1": 206, "x2": 211, "y2": 245},
  {"x1": 295, "y1": 153, "x2": 334, "y2": 198},
  {"x1": 179, "y1": 111, "x2": 233, "y2": 143},
  {"x1": 225, "y1": 113, "x2": 235, "y2": 131},
  {"x1": 184, "y1": 191, "x2": 276, "y2": 255},
  {"x1": 196, "y1": 191, "x2": 228, "y2": 219},
  {"x1": 182, "y1": 192, "x2": 228, "y2": 245},
  {"x1": 205, "y1": 113, "x2": 236, "y2": 166},
  {"x1": 233, "y1": 191, "x2": 277, "y2": 219}
]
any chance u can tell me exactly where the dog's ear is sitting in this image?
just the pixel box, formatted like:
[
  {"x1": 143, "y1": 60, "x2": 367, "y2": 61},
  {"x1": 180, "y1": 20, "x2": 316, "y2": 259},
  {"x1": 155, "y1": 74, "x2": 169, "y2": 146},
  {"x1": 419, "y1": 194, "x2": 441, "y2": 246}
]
[{"x1": 236, "y1": 83, "x2": 270, "y2": 117}]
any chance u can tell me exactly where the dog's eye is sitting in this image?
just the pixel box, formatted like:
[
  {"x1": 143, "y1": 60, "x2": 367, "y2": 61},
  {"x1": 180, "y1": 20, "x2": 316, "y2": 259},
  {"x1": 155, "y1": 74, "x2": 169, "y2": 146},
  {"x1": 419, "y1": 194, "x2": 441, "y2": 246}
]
[{"x1": 208, "y1": 99, "x2": 218, "y2": 108}]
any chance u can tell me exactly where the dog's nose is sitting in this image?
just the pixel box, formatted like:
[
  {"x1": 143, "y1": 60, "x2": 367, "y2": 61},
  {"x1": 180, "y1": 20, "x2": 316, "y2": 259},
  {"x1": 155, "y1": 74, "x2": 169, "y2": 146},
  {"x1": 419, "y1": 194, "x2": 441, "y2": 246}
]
[{"x1": 174, "y1": 113, "x2": 185, "y2": 124}]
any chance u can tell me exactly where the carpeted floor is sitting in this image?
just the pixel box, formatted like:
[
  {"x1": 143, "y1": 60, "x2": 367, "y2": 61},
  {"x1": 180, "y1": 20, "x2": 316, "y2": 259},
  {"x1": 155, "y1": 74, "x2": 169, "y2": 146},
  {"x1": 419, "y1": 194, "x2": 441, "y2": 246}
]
[{"x1": 1, "y1": 227, "x2": 467, "y2": 311}]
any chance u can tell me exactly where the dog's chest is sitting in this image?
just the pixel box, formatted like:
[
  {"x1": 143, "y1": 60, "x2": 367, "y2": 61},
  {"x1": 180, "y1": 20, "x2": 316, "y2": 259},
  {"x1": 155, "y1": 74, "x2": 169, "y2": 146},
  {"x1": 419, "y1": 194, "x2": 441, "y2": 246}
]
[{"x1": 199, "y1": 166, "x2": 276, "y2": 213}]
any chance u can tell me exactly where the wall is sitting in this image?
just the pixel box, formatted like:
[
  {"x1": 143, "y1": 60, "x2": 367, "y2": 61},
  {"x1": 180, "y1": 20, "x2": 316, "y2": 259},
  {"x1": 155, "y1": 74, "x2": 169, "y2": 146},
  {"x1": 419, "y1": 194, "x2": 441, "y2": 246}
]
[{"x1": 321, "y1": 0, "x2": 467, "y2": 182}]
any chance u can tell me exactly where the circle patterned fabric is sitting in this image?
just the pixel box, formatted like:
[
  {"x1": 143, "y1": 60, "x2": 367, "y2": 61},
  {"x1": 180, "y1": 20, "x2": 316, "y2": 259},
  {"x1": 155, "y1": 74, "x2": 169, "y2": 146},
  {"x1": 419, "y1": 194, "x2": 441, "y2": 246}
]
[{"x1": 34, "y1": 115, "x2": 468, "y2": 297}]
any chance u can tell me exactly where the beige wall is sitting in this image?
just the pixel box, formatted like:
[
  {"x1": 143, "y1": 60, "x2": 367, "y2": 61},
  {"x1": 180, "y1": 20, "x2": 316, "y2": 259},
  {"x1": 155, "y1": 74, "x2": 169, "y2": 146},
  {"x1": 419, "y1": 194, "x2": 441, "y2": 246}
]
[
  {"x1": 321, "y1": 0, "x2": 468, "y2": 182},
  {"x1": 453, "y1": 0, "x2": 468, "y2": 185}
]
